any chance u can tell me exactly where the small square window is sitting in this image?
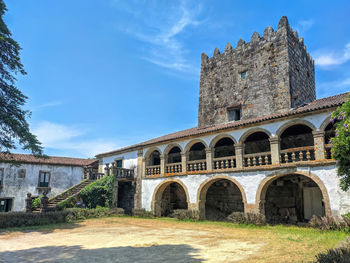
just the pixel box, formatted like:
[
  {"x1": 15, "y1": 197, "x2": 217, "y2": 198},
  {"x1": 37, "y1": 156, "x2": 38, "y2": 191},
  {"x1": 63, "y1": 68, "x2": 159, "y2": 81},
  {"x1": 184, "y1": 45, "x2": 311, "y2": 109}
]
[
  {"x1": 38, "y1": 171, "x2": 50, "y2": 188},
  {"x1": 227, "y1": 107, "x2": 241, "y2": 121},
  {"x1": 240, "y1": 71, "x2": 247, "y2": 80},
  {"x1": 115, "y1": 159, "x2": 123, "y2": 168}
]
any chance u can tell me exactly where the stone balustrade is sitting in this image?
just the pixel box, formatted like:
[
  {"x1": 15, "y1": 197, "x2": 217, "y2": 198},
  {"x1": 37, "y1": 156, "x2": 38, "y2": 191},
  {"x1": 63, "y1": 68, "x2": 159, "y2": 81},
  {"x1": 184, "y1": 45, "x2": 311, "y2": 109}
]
[
  {"x1": 187, "y1": 160, "x2": 207, "y2": 172},
  {"x1": 146, "y1": 165, "x2": 161, "y2": 176},
  {"x1": 213, "y1": 156, "x2": 236, "y2": 170},
  {"x1": 244, "y1": 152, "x2": 272, "y2": 167},
  {"x1": 280, "y1": 146, "x2": 315, "y2": 163},
  {"x1": 324, "y1": 144, "x2": 333, "y2": 160},
  {"x1": 165, "y1": 163, "x2": 182, "y2": 174}
]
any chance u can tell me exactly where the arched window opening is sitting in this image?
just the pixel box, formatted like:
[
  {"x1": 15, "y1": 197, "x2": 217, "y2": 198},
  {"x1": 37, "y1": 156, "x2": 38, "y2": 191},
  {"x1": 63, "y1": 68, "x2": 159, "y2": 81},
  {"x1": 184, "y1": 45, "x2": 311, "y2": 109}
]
[
  {"x1": 187, "y1": 142, "x2": 207, "y2": 172},
  {"x1": 145, "y1": 150, "x2": 161, "y2": 176},
  {"x1": 263, "y1": 174, "x2": 325, "y2": 224},
  {"x1": 166, "y1": 147, "x2": 182, "y2": 174},
  {"x1": 324, "y1": 122, "x2": 337, "y2": 159},
  {"x1": 280, "y1": 125, "x2": 315, "y2": 163},
  {"x1": 243, "y1": 132, "x2": 271, "y2": 167},
  {"x1": 213, "y1": 138, "x2": 236, "y2": 169}
]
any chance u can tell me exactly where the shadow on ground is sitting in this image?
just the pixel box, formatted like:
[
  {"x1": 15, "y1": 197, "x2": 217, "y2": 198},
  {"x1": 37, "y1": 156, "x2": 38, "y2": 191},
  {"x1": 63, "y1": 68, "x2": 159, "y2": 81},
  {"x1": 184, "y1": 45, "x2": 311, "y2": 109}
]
[
  {"x1": 0, "y1": 222, "x2": 82, "y2": 235},
  {"x1": 0, "y1": 244, "x2": 203, "y2": 263}
]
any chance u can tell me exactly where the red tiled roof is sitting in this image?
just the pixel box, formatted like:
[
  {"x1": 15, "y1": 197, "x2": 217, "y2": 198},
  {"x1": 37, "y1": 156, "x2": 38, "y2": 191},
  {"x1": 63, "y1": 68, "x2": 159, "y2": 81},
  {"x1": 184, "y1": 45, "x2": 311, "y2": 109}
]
[
  {"x1": 96, "y1": 92, "x2": 349, "y2": 157},
  {"x1": 0, "y1": 153, "x2": 98, "y2": 167}
]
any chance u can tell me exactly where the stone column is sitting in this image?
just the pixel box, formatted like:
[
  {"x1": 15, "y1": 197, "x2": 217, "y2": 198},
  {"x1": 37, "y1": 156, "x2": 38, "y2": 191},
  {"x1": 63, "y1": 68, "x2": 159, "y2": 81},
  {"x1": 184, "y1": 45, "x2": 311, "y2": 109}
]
[
  {"x1": 205, "y1": 148, "x2": 213, "y2": 172},
  {"x1": 105, "y1": 163, "x2": 110, "y2": 177},
  {"x1": 181, "y1": 152, "x2": 187, "y2": 173},
  {"x1": 25, "y1": 193, "x2": 33, "y2": 213},
  {"x1": 269, "y1": 136, "x2": 280, "y2": 165},
  {"x1": 134, "y1": 149, "x2": 143, "y2": 209},
  {"x1": 40, "y1": 191, "x2": 49, "y2": 213},
  {"x1": 160, "y1": 154, "x2": 165, "y2": 176},
  {"x1": 313, "y1": 130, "x2": 326, "y2": 160},
  {"x1": 112, "y1": 177, "x2": 119, "y2": 208},
  {"x1": 235, "y1": 143, "x2": 243, "y2": 168}
]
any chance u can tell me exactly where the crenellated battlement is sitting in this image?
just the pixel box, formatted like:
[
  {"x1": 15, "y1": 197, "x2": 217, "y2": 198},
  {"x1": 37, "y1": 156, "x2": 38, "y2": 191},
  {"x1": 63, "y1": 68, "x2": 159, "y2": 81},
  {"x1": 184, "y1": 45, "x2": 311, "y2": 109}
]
[
  {"x1": 198, "y1": 16, "x2": 316, "y2": 127},
  {"x1": 201, "y1": 16, "x2": 314, "y2": 67}
]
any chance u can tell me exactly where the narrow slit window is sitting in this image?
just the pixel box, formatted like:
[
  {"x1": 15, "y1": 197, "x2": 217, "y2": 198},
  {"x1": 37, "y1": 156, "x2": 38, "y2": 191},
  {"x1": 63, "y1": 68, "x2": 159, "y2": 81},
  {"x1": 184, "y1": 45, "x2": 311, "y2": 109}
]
[{"x1": 240, "y1": 71, "x2": 247, "y2": 80}]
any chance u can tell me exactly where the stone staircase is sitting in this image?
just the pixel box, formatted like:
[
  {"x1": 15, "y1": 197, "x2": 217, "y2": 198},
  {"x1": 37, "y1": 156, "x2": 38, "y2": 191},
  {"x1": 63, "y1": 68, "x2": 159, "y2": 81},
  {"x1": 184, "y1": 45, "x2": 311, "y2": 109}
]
[{"x1": 34, "y1": 179, "x2": 94, "y2": 212}]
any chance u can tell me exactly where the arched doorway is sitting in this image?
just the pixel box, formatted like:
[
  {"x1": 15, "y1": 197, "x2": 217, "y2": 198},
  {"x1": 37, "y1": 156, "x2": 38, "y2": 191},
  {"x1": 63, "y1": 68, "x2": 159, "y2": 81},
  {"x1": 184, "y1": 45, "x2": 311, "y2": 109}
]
[
  {"x1": 153, "y1": 181, "x2": 189, "y2": 217},
  {"x1": 199, "y1": 178, "x2": 245, "y2": 221},
  {"x1": 260, "y1": 174, "x2": 325, "y2": 224}
]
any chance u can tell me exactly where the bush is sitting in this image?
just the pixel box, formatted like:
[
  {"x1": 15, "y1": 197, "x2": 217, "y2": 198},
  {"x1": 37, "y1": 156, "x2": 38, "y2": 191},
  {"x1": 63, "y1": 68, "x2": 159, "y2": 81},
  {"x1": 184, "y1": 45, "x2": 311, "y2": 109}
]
[
  {"x1": 227, "y1": 212, "x2": 266, "y2": 226},
  {"x1": 80, "y1": 174, "x2": 115, "y2": 209},
  {"x1": 132, "y1": 208, "x2": 154, "y2": 218},
  {"x1": 314, "y1": 237, "x2": 350, "y2": 262},
  {"x1": 0, "y1": 207, "x2": 124, "y2": 229},
  {"x1": 309, "y1": 215, "x2": 350, "y2": 231},
  {"x1": 56, "y1": 195, "x2": 80, "y2": 210},
  {"x1": 31, "y1": 196, "x2": 42, "y2": 209},
  {"x1": 172, "y1": 209, "x2": 199, "y2": 221}
]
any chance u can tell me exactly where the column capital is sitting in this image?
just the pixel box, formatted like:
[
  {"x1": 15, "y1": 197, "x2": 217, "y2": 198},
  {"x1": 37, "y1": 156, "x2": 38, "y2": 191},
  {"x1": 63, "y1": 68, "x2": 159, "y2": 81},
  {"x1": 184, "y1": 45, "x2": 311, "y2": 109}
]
[
  {"x1": 312, "y1": 130, "x2": 325, "y2": 138},
  {"x1": 235, "y1": 143, "x2": 243, "y2": 150},
  {"x1": 269, "y1": 136, "x2": 279, "y2": 144},
  {"x1": 137, "y1": 149, "x2": 143, "y2": 157},
  {"x1": 205, "y1": 147, "x2": 212, "y2": 153},
  {"x1": 160, "y1": 154, "x2": 165, "y2": 160}
]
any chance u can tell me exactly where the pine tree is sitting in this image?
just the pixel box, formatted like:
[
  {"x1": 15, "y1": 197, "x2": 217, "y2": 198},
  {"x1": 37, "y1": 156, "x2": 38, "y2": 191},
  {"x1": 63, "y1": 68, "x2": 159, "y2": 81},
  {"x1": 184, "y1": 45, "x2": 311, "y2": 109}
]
[{"x1": 0, "y1": 0, "x2": 42, "y2": 155}]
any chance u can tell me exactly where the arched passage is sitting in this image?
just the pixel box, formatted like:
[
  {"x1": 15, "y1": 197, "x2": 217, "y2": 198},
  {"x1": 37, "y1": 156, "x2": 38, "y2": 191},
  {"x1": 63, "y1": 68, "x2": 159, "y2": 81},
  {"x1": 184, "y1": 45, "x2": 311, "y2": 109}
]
[
  {"x1": 243, "y1": 131, "x2": 271, "y2": 167},
  {"x1": 197, "y1": 176, "x2": 246, "y2": 221},
  {"x1": 152, "y1": 180, "x2": 189, "y2": 217},
  {"x1": 213, "y1": 137, "x2": 236, "y2": 169},
  {"x1": 257, "y1": 173, "x2": 329, "y2": 224}
]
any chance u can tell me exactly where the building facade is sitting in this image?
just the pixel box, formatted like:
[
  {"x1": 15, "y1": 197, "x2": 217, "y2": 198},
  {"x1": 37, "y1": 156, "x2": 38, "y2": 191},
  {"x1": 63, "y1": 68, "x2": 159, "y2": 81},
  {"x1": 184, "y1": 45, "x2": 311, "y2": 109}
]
[
  {"x1": 0, "y1": 154, "x2": 97, "y2": 212},
  {"x1": 96, "y1": 16, "x2": 350, "y2": 224}
]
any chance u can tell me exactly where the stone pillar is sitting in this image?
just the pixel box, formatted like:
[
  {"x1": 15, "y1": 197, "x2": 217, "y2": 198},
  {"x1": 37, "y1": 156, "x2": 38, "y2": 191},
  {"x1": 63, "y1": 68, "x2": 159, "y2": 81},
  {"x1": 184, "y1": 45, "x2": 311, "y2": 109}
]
[
  {"x1": 269, "y1": 136, "x2": 280, "y2": 165},
  {"x1": 134, "y1": 149, "x2": 143, "y2": 209},
  {"x1": 160, "y1": 154, "x2": 165, "y2": 176},
  {"x1": 112, "y1": 178, "x2": 119, "y2": 208},
  {"x1": 98, "y1": 158, "x2": 104, "y2": 173},
  {"x1": 313, "y1": 130, "x2": 326, "y2": 160},
  {"x1": 181, "y1": 153, "x2": 187, "y2": 173},
  {"x1": 105, "y1": 163, "x2": 110, "y2": 177},
  {"x1": 235, "y1": 143, "x2": 243, "y2": 168},
  {"x1": 111, "y1": 161, "x2": 116, "y2": 176},
  {"x1": 40, "y1": 191, "x2": 49, "y2": 212},
  {"x1": 205, "y1": 148, "x2": 213, "y2": 172},
  {"x1": 25, "y1": 193, "x2": 33, "y2": 213}
]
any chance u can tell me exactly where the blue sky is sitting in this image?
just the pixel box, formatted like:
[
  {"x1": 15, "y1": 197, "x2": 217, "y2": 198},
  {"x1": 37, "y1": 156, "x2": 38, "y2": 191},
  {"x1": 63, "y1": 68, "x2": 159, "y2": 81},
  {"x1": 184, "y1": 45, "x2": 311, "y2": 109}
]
[{"x1": 5, "y1": 0, "x2": 350, "y2": 158}]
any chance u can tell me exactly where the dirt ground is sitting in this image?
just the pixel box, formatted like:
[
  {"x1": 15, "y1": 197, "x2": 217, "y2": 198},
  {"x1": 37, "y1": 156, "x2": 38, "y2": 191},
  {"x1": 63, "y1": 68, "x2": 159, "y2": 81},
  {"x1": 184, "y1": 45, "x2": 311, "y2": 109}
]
[{"x1": 0, "y1": 217, "x2": 343, "y2": 263}]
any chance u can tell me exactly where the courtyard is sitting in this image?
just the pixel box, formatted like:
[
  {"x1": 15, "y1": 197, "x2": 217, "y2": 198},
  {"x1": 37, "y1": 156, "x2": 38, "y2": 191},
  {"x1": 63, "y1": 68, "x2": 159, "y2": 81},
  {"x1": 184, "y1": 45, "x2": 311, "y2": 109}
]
[{"x1": 0, "y1": 217, "x2": 346, "y2": 263}]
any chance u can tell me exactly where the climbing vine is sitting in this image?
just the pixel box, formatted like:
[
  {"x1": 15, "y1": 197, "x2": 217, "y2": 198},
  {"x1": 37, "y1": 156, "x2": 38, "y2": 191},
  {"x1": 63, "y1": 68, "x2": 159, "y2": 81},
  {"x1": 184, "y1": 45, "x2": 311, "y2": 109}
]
[{"x1": 331, "y1": 95, "x2": 350, "y2": 191}]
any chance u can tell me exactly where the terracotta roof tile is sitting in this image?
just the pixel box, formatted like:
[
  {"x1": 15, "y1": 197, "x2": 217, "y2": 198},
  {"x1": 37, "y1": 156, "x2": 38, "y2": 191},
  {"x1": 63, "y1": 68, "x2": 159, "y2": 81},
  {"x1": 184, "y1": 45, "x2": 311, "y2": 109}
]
[
  {"x1": 0, "y1": 153, "x2": 97, "y2": 167},
  {"x1": 96, "y1": 92, "x2": 349, "y2": 157}
]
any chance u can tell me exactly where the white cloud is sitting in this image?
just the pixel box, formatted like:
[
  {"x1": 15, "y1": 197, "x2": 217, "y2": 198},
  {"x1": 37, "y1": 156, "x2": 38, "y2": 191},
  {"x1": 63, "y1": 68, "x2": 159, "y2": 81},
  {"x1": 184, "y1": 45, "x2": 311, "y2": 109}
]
[
  {"x1": 116, "y1": 0, "x2": 202, "y2": 73},
  {"x1": 32, "y1": 121, "x2": 119, "y2": 158},
  {"x1": 314, "y1": 43, "x2": 350, "y2": 67},
  {"x1": 30, "y1": 100, "x2": 63, "y2": 111},
  {"x1": 317, "y1": 77, "x2": 350, "y2": 97},
  {"x1": 293, "y1": 19, "x2": 314, "y2": 36}
]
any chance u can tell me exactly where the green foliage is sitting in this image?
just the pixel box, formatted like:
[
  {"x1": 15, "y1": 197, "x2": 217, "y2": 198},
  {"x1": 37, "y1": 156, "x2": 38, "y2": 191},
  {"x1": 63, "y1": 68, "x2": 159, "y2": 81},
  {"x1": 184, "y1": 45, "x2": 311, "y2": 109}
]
[
  {"x1": 331, "y1": 96, "x2": 350, "y2": 190},
  {"x1": 314, "y1": 237, "x2": 350, "y2": 262},
  {"x1": 31, "y1": 196, "x2": 42, "y2": 209},
  {"x1": 0, "y1": 0, "x2": 42, "y2": 155},
  {"x1": 56, "y1": 195, "x2": 79, "y2": 210},
  {"x1": 0, "y1": 207, "x2": 124, "y2": 229},
  {"x1": 79, "y1": 174, "x2": 115, "y2": 208}
]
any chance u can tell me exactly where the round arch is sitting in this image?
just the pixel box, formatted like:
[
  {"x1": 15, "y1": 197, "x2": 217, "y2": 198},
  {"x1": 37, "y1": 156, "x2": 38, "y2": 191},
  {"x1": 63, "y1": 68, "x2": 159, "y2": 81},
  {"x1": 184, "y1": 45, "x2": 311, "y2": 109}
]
[
  {"x1": 239, "y1": 128, "x2": 272, "y2": 144},
  {"x1": 184, "y1": 139, "x2": 208, "y2": 153},
  {"x1": 151, "y1": 179, "x2": 190, "y2": 217},
  {"x1": 255, "y1": 171, "x2": 331, "y2": 218},
  {"x1": 163, "y1": 143, "x2": 183, "y2": 155},
  {"x1": 196, "y1": 175, "x2": 247, "y2": 219},
  {"x1": 276, "y1": 119, "x2": 317, "y2": 137},
  {"x1": 319, "y1": 114, "x2": 333, "y2": 131},
  {"x1": 209, "y1": 134, "x2": 238, "y2": 148},
  {"x1": 144, "y1": 146, "x2": 163, "y2": 159}
]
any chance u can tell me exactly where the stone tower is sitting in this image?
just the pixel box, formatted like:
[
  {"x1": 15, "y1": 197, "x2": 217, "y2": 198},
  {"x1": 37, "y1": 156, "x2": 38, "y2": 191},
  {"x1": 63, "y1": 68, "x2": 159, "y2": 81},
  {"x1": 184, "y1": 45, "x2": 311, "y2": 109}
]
[{"x1": 198, "y1": 16, "x2": 315, "y2": 127}]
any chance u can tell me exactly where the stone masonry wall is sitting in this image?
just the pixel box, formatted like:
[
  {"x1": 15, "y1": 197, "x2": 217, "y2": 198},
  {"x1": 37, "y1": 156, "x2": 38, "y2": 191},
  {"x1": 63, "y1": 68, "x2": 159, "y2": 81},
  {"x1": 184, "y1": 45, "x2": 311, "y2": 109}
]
[{"x1": 198, "y1": 16, "x2": 315, "y2": 127}]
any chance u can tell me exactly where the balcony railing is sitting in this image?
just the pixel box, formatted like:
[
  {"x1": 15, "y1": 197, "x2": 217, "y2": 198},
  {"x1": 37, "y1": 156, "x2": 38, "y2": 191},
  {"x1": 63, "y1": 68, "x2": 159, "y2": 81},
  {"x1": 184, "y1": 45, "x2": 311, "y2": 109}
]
[
  {"x1": 213, "y1": 156, "x2": 236, "y2": 170},
  {"x1": 325, "y1": 144, "x2": 333, "y2": 160},
  {"x1": 165, "y1": 163, "x2": 182, "y2": 173},
  {"x1": 115, "y1": 167, "x2": 135, "y2": 180},
  {"x1": 244, "y1": 152, "x2": 272, "y2": 167},
  {"x1": 280, "y1": 146, "x2": 315, "y2": 163},
  {"x1": 187, "y1": 160, "x2": 207, "y2": 172},
  {"x1": 146, "y1": 165, "x2": 161, "y2": 176}
]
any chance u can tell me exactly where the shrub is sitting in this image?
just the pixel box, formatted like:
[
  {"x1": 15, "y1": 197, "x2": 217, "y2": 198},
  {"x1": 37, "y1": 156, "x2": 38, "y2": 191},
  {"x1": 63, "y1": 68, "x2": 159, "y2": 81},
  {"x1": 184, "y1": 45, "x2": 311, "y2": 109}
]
[
  {"x1": 227, "y1": 212, "x2": 266, "y2": 226},
  {"x1": 132, "y1": 208, "x2": 154, "y2": 218},
  {"x1": 56, "y1": 195, "x2": 80, "y2": 210},
  {"x1": 31, "y1": 196, "x2": 42, "y2": 209},
  {"x1": 80, "y1": 174, "x2": 115, "y2": 209},
  {"x1": 309, "y1": 215, "x2": 350, "y2": 231},
  {"x1": 314, "y1": 237, "x2": 350, "y2": 262},
  {"x1": 0, "y1": 208, "x2": 124, "y2": 229},
  {"x1": 172, "y1": 209, "x2": 199, "y2": 221}
]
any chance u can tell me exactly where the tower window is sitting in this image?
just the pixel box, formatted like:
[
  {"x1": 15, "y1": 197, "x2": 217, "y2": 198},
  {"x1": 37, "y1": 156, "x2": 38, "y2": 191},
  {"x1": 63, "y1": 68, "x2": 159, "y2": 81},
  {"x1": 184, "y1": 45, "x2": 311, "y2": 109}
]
[
  {"x1": 240, "y1": 71, "x2": 247, "y2": 80},
  {"x1": 227, "y1": 107, "x2": 241, "y2": 121}
]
